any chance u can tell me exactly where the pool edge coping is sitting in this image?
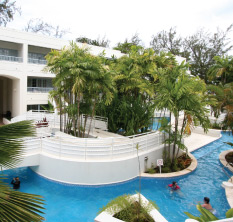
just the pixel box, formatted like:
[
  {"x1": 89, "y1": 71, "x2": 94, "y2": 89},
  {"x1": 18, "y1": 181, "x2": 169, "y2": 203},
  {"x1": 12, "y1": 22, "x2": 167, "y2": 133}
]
[
  {"x1": 219, "y1": 149, "x2": 233, "y2": 208},
  {"x1": 141, "y1": 152, "x2": 197, "y2": 178}
]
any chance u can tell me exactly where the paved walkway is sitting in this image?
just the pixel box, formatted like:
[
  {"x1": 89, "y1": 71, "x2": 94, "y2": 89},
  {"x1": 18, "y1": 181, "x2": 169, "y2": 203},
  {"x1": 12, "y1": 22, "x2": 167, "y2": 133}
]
[{"x1": 184, "y1": 132, "x2": 220, "y2": 152}]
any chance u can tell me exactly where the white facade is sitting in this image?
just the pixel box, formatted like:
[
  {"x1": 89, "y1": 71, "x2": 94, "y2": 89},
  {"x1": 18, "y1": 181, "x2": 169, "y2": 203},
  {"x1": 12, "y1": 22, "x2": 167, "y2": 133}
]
[{"x1": 0, "y1": 27, "x2": 124, "y2": 118}]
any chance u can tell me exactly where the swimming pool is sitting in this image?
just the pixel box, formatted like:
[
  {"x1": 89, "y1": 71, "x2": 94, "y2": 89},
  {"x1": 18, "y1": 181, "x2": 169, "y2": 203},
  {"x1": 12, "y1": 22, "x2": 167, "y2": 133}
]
[
  {"x1": 3, "y1": 131, "x2": 233, "y2": 222},
  {"x1": 151, "y1": 117, "x2": 170, "y2": 131}
]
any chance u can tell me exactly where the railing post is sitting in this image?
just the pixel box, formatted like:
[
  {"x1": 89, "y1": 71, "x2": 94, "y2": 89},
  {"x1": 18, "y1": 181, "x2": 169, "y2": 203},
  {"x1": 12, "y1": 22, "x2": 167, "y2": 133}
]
[
  {"x1": 146, "y1": 132, "x2": 148, "y2": 150},
  {"x1": 132, "y1": 136, "x2": 134, "y2": 154},
  {"x1": 59, "y1": 136, "x2": 62, "y2": 158},
  {"x1": 111, "y1": 138, "x2": 114, "y2": 159},
  {"x1": 85, "y1": 138, "x2": 87, "y2": 161},
  {"x1": 158, "y1": 133, "x2": 160, "y2": 145},
  {"x1": 40, "y1": 137, "x2": 43, "y2": 154}
]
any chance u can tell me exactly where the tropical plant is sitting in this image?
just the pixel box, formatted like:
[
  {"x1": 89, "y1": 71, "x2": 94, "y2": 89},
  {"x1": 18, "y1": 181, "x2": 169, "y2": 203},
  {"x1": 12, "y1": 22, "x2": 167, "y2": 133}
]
[
  {"x1": 207, "y1": 82, "x2": 233, "y2": 133},
  {"x1": 113, "y1": 33, "x2": 143, "y2": 53},
  {"x1": 0, "y1": 120, "x2": 45, "y2": 221},
  {"x1": 97, "y1": 47, "x2": 176, "y2": 135},
  {"x1": 154, "y1": 62, "x2": 210, "y2": 169},
  {"x1": 76, "y1": 36, "x2": 110, "y2": 47},
  {"x1": 98, "y1": 194, "x2": 158, "y2": 222},
  {"x1": 184, "y1": 204, "x2": 233, "y2": 222},
  {"x1": 208, "y1": 55, "x2": 233, "y2": 84},
  {"x1": 46, "y1": 42, "x2": 115, "y2": 137}
]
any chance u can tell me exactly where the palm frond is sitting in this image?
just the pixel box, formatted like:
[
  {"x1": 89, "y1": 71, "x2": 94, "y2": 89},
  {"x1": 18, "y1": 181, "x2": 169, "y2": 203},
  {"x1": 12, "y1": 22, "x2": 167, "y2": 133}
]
[
  {"x1": 0, "y1": 121, "x2": 35, "y2": 169},
  {"x1": 0, "y1": 177, "x2": 45, "y2": 222}
]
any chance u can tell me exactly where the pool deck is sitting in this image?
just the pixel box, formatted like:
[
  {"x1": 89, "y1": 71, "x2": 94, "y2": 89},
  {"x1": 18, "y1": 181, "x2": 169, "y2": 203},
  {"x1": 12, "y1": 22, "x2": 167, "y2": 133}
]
[{"x1": 184, "y1": 132, "x2": 221, "y2": 152}]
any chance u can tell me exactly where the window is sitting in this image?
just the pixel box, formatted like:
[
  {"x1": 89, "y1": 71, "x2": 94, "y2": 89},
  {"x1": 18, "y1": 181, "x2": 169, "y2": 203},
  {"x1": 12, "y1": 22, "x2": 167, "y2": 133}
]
[
  {"x1": 0, "y1": 48, "x2": 18, "y2": 57},
  {"x1": 28, "y1": 78, "x2": 52, "y2": 88},
  {"x1": 43, "y1": 79, "x2": 47, "y2": 87},
  {"x1": 28, "y1": 52, "x2": 46, "y2": 64},
  {"x1": 38, "y1": 79, "x2": 42, "y2": 87},
  {"x1": 27, "y1": 104, "x2": 49, "y2": 111},
  {"x1": 32, "y1": 79, "x2": 37, "y2": 87}
]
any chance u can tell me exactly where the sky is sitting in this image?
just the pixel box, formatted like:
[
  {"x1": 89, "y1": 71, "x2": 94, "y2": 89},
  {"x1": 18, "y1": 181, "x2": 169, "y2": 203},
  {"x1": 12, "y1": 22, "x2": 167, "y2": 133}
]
[{"x1": 7, "y1": 0, "x2": 233, "y2": 48}]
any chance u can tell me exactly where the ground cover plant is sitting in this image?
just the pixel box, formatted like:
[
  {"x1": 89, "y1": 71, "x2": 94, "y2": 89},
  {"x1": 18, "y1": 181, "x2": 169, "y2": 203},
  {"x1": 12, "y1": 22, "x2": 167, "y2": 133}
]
[{"x1": 145, "y1": 153, "x2": 192, "y2": 174}]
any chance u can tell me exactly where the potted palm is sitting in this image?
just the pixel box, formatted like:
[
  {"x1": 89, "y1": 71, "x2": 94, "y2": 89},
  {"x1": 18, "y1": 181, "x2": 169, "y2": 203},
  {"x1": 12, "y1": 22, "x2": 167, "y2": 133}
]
[{"x1": 95, "y1": 144, "x2": 168, "y2": 222}]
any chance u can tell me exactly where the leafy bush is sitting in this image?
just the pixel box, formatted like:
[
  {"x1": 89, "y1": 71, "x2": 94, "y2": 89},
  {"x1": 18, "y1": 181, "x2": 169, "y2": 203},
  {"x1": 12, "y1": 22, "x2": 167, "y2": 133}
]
[
  {"x1": 211, "y1": 122, "x2": 222, "y2": 129},
  {"x1": 98, "y1": 194, "x2": 158, "y2": 222},
  {"x1": 161, "y1": 167, "x2": 171, "y2": 173},
  {"x1": 146, "y1": 168, "x2": 156, "y2": 174}
]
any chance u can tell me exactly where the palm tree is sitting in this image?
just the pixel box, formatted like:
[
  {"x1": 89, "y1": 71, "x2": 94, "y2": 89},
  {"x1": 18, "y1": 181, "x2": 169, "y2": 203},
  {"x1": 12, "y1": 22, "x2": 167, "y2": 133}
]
[
  {"x1": 208, "y1": 82, "x2": 233, "y2": 133},
  {"x1": 0, "y1": 121, "x2": 45, "y2": 221},
  {"x1": 154, "y1": 62, "x2": 210, "y2": 168},
  {"x1": 208, "y1": 55, "x2": 233, "y2": 84}
]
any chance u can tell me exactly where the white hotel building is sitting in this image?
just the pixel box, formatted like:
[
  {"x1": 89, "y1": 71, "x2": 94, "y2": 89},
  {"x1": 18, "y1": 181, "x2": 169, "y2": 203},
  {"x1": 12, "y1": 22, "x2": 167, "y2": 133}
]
[{"x1": 0, "y1": 27, "x2": 124, "y2": 119}]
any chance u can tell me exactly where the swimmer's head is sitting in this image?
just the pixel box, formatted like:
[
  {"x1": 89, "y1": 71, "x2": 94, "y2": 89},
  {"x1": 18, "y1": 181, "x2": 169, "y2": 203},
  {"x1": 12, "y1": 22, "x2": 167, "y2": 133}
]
[{"x1": 204, "y1": 197, "x2": 210, "y2": 204}]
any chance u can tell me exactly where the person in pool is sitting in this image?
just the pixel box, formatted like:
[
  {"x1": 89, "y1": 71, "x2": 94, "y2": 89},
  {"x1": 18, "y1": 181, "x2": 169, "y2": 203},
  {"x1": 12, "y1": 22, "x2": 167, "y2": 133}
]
[
  {"x1": 201, "y1": 197, "x2": 217, "y2": 215},
  {"x1": 168, "y1": 181, "x2": 180, "y2": 191},
  {"x1": 11, "y1": 177, "x2": 20, "y2": 189}
]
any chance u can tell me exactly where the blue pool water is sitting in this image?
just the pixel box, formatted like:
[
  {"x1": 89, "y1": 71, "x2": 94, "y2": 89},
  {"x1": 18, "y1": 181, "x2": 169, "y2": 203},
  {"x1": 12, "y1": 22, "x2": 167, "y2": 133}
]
[
  {"x1": 151, "y1": 117, "x2": 170, "y2": 131},
  {"x1": 3, "y1": 132, "x2": 233, "y2": 222}
]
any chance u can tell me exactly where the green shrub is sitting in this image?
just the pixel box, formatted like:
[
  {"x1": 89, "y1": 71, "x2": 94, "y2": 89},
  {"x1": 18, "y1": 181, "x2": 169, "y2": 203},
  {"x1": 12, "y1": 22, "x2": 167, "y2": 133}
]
[
  {"x1": 161, "y1": 167, "x2": 171, "y2": 173},
  {"x1": 146, "y1": 168, "x2": 156, "y2": 174},
  {"x1": 211, "y1": 122, "x2": 222, "y2": 129},
  {"x1": 98, "y1": 194, "x2": 158, "y2": 222},
  {"x1": 178, "y1": 161, "x2": 185, "y2": 169}
]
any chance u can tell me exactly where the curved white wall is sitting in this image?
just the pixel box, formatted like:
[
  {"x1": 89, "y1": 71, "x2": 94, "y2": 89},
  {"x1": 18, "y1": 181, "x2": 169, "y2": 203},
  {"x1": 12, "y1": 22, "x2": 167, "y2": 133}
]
[
  {"x1": 7, "y1": 120, "x2": 166, "y2": 185},
  {"x1": 30, "y1": 144, "x2": 164, "y2": 185}
]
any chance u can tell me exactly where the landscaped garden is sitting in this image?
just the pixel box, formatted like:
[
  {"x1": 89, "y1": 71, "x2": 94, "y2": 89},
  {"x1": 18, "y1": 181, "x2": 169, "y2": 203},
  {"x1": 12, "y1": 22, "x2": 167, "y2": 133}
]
[{"x1": 1, "y1": 40, "x2": 233, "y2": 221}]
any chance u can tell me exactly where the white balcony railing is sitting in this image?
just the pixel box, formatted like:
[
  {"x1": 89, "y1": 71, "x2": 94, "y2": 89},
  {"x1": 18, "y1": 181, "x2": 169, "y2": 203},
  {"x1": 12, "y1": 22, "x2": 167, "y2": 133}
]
[
  {"x1": 27, "y1": 87, "x2": 53, "y2": 93},
  {"x1": 10, "y1": 111, "x2": 164, "y2": 160},
  {"x1": 23, "y1": 130, "x2": 163, "y2": 161},
  {"x1": 28, "y1": 58, "x2": 47, "y2": 65},
  {"x1": 0, "y1": 55, "x2": 23, "y2": 62}
]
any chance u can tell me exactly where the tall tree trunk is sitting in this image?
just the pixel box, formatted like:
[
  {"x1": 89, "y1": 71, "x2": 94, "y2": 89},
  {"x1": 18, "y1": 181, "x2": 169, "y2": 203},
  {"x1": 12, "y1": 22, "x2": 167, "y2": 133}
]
[
  {"x1": 83, "y1": 114, "x2": 88, "y2": 138},
  {"x1": 172, "y1": 112, "x2": 179, "y2": 165},
  {"x1": 63, "y1": 99, "x2": 66, "y2": 133},
  {"x1": 168, "y1": 111, "x2": 171, "y2": 158},
  {"x1": 77, "y1": 93, "x2": 81, "y2": 137},
  {"x1": 87, "y1": 99, "x2": 96, "y2": 137},
  {"x1": 176, "y1": 113, "x2": 186, "y2": 159},
  {"x1": 73, "y1": 93, "x2": 77, "y2": 137},
  {"x1": 59, "y1": 95, "x2": 62, "y2": 132}
]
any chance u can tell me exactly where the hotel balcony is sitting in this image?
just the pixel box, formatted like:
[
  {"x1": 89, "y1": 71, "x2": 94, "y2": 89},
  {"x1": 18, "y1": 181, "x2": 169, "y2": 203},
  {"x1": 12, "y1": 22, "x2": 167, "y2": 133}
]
[
  {"x1": 28, "y1": 58, "x2": 47, "y2": 65},
  {"x1": 27, "y1": 87, "x2": 53, "y2": 93},
  {"x1": 0, "y1": 40, "x2": 23, "y2": 63},
  {"x1": 0, "y1": 54, "x2": 23, "y2": 62}
]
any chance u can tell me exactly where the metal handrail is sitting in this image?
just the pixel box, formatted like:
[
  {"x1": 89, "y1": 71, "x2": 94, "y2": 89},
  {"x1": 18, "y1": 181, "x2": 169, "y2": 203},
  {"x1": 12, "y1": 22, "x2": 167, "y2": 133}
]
[
  {"x1": 0, "y1": 55, "x2": 23, "y2": 62},
  {"x1": 28, "y1": 58, "x2": 47, "y2": 65},
  {"x1": 27, "y1": 87, "x2": 53, "y2": 93}
]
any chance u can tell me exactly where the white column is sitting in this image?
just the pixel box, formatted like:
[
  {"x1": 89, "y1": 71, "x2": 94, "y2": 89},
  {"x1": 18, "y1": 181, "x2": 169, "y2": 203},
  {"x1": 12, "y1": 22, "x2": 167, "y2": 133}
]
[{"x1": 20, "y1": 43, "x2": 28, "y2": 64}]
